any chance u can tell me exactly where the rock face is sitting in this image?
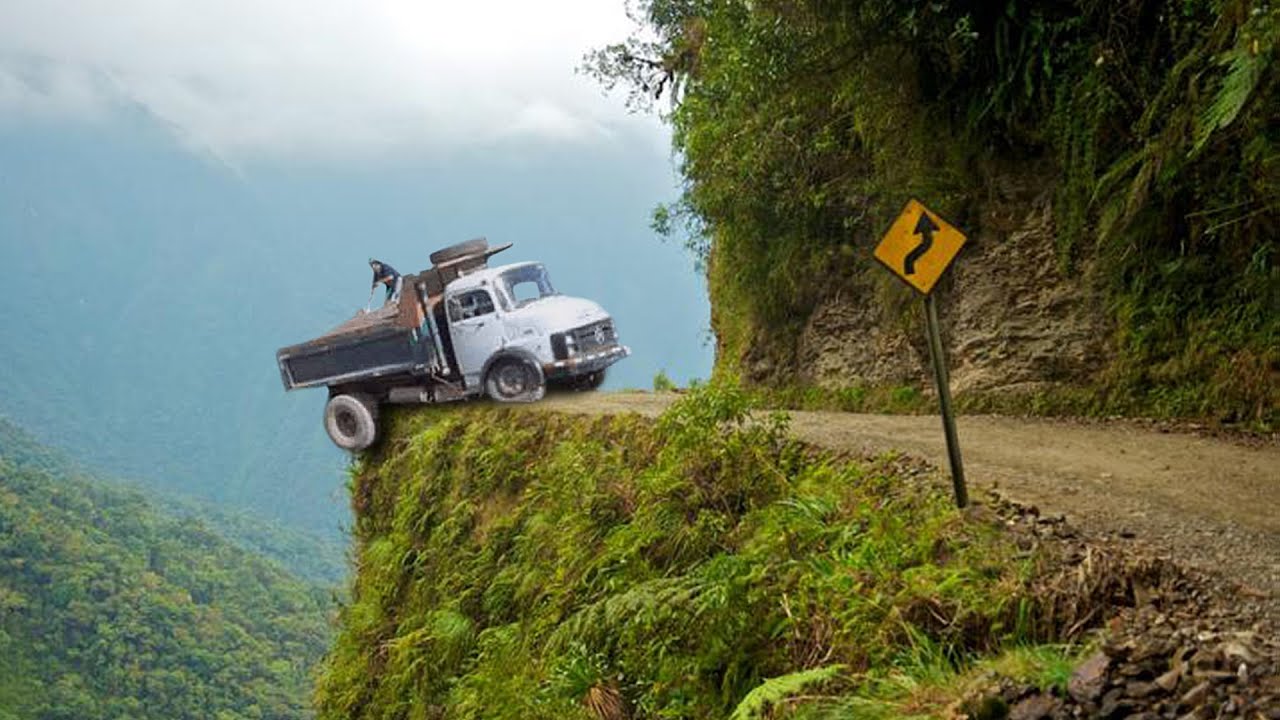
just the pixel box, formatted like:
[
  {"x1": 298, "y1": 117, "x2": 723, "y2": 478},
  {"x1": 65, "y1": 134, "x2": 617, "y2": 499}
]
[
  {"x1": 947, "y1": 194, "x2": 1112, "y2": 394},
  {"x1": 987, "y1": 619, "x2": 1280, "y2": 719},
  {"x1": 796, "y1": 279, "x2": 925, "y2": 387},
  {"x1": 793, "y1": 179, "x2": 1113, "y2": 394}
]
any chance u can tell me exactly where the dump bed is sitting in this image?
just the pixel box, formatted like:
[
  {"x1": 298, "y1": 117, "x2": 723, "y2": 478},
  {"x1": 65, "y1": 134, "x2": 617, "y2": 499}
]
[
  {"x1": 276, "y1": 305, "x2": 436, "y2": 390},
  {"x1": 276, "y1": 238, "x2": 510, "y2": 393}
]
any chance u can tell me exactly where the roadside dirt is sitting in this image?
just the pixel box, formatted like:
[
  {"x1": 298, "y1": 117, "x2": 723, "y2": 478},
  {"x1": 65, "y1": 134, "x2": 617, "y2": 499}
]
[{"x1": 533, "y1": 391, "x2": 1280, "y2": 620}]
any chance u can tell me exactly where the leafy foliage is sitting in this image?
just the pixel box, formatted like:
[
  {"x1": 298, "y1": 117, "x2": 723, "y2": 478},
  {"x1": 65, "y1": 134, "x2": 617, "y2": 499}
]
[
  {"x1": 0, "y1": 417, "x2": 348, "y2": 585},
  {"x1": 317, "y1": 383, "x2": 1061, "y2": 719},
  {"x1": 652, "y1": 370, "x2": 678, "y2": 392},
  {"x1": 0, "y1": 422, "x2": 332, "y2": 720},
  {"x1": 729, "y1": 665, "x2": 844, "y2": 720},
  {"x1": 588, "y1": 0, "x2": 1279, "y2": 424},
  {"x1": 157, "y1": 494, "x2": 349, "y2": 586}
]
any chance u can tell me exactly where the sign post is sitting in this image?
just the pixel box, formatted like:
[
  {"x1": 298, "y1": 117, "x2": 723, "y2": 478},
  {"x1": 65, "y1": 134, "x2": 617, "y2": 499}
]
[{"x1": 874, "y1": 199, "x2": 969, "y2": 508}]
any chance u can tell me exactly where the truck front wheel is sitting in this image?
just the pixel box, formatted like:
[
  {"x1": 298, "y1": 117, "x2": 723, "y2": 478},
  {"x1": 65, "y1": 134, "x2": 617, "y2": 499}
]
[
  {"x1": 324, "y1": 394, "x2": 379, "y2": 451},
  {"x1": 485, "y1": 357, "x2": 546, "y2": 403},
  {"x1": 576, "y1": 369, "x2": 606, "y2": 391}
]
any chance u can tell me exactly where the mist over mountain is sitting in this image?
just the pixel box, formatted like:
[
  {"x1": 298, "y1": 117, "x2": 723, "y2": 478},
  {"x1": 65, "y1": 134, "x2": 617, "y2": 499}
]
[{"x1": 0, "y1": 102, "x2": 710, "y2": 540}]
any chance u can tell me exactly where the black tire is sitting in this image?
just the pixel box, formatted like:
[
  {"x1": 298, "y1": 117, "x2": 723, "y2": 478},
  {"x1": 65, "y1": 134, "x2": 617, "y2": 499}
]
[
  {"x1": 430, "y1": 237, "x2": 489, "y2": 265},
  {"x1": 324, "y1": 394, "x2": 379, "y2": 451},
  {"x1": 576, "y1": 369, "x2": 607, "y2": 391},
  {"x1": 484, "y1": 357, "x2": 546, "y2": 403}
]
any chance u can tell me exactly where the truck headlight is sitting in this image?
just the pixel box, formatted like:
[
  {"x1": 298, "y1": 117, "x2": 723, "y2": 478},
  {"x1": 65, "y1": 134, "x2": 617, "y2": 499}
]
[
  {"x1": 564, "y1": 335, "x2": 577, "y2": 356},
  {"x1": 550, "y1": 332, "x2": 571, "y2": 360}
]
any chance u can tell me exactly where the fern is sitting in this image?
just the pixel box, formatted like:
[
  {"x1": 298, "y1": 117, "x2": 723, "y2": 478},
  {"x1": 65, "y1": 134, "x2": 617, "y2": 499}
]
[
  {"x1": 729, "y1": 665, "x2": 845, "y2": 720},
  {"x1": 1193, "y1": 45, "x2": 1265, "y2": 156},
  {"x1": 548, "y1": 576, "x2": 699, "y2": 652}
]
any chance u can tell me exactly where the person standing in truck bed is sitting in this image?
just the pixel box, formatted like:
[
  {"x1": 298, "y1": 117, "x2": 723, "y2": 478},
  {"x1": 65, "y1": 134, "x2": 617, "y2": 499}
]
[{"x1": 367, "y1": 259, "x2": 403, "y2": 309}]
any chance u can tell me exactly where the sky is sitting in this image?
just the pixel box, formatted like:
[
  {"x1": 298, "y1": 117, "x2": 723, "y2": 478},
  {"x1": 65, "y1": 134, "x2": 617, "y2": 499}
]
[
  {"x1": 0, "y1": 0, "x2": 712, "y2": 539},
  {"x1": 0, "y1": 0, "x2": 660, "y2": 162}
]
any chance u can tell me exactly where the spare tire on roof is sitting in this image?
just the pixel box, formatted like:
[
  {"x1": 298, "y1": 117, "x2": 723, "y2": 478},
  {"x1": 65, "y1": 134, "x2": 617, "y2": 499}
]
[{"x1": 430, "y1": 237, "x2": 489, "y2": 265}]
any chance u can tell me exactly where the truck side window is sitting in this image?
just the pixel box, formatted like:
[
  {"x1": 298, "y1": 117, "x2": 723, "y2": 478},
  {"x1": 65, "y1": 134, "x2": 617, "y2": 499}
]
[{"x1": 447, "y1": 290, "x2": 496, "y2": 323}]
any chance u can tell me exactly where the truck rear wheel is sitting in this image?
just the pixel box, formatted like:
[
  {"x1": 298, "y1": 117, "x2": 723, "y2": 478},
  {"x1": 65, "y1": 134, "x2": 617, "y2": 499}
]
[
  {"x1": 324, "y1": 393, "x2": 379, "y2": 451},
  {"x1": 430, "y1": 238, "x2": 489, "y2": 265},
  {"x1": 485, "y1": 357, "x2": 545, "y2": 403}
]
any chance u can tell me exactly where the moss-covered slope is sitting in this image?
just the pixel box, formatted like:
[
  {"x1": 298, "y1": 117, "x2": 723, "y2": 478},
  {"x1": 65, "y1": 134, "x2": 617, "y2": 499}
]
[{"x1": 316, "y1": 386, "x2": 1103, "y2": 719}]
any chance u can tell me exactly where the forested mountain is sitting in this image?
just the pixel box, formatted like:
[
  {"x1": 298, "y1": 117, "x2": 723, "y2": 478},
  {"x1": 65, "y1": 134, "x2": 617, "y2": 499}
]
[
  {"x1": 0, "y1": 421, "x2": 331, "y2": 720},
  {"x1": 156, "y1": 495, "x2": 348, "y2": 587},
  {"x1": 0, "y1": 418, "x2": 346, "y2": 585},
  {"x1": 590, "y1": 0, "x2": 1278, "y2": 424}
]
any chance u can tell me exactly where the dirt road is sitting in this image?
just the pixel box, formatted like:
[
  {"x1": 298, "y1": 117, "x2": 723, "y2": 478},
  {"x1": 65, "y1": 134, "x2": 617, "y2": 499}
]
[{"x1": 536, "y1": 391, "x2": 1280, "y2": 613}]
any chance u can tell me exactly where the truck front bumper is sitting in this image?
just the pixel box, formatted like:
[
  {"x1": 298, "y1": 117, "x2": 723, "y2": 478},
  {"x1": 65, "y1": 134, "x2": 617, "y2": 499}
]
[{"x1": 543, "y1": 344, "x2": 631, "y2": 379}]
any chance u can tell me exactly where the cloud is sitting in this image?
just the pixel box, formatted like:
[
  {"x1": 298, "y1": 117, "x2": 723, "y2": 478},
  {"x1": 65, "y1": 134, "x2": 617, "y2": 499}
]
[
  {"x1": 0, "y1": 58, "x2": 109, "y2": 119},
  {"x1": 0, "y1": 0, "x2": 661, "y2": 160}
]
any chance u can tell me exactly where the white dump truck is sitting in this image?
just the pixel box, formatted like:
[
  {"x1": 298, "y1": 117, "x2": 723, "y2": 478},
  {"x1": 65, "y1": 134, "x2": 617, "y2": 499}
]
[{"x1": 276, "y1": 239, "x2": 630, "y2": 450}]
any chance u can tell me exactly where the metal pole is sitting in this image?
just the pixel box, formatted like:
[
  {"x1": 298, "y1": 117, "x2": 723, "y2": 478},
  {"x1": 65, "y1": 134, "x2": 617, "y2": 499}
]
[{"x1": 924, "y1": 293, "x2": 968, "y2": 508}]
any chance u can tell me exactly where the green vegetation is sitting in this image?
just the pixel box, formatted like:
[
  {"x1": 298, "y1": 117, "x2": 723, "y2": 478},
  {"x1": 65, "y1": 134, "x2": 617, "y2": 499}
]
[
  {"x1": 0, "y1": 422, "x2": 332, "y2": 720},
  {"x1": 317, "y1": 383, "x2": 1089, "y2": 719},
  {"x1": 0, "y1": 418, "x2": 347, "y2": 585},
  {"x1": 652, "y1": 370, "x2": 678, "y2": 392},
  {"x1": 157, "y1": 496, "x2": 349, "y2": 586},
  {"x1": 739, "y1": 383, "x2": 931, "y2": 415},
  {"x1": 588, "y1": 0, "x2": 1279, "y2": 426},
  {"x1": 740, "y1": 380, "x2": 1210, "y2": 420}
]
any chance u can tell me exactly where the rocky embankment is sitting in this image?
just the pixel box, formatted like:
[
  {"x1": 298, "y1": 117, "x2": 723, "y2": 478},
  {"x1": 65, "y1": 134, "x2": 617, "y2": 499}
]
[
  {"x1": 974, "y1": 494, "x2": 1279, "y2": 720},
  {"x1": 780, "y1": 186, "x2": 1115, "y2": 395}
]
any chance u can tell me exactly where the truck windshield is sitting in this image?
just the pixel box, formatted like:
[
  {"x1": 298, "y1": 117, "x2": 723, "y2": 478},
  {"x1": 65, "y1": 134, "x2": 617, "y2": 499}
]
[{"x1": 501, "y1": 264, "x2": 557, "y2": 308}]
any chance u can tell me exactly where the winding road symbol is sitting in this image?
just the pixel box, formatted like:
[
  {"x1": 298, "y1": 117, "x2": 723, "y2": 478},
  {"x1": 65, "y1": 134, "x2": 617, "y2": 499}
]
[
  {"x1": 904, "y1": 211, "x2": 939, "y2": 276},
  {"x1": 872, "y1": 199, "x2": 967, "y2": 295}
]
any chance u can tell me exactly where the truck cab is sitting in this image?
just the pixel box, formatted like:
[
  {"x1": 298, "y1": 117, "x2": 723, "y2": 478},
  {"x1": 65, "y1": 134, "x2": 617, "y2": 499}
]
[{"x1": 444, "y1": 261, "x2": 625, "y2": 396}]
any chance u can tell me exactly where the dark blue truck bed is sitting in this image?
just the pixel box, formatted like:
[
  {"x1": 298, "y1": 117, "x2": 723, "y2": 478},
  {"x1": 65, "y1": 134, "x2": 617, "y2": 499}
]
[{"x1": 276, "y1": 305, "x2": 437, "y2": 390}]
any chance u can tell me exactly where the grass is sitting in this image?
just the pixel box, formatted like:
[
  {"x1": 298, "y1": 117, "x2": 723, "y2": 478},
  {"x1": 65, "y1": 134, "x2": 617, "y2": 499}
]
[
  {"x1": 775, "y1": 643, "x2": 1089, "y2": 719},
  {"x1": 316, "y1": 381, "x2": 1098, "y2": 719},
  {"x1": 741, "y1": 377, "x2": 1275, "y2": 433},
  {"x1": 727, "y1": 383, "x2": 933, "y2": 415}
]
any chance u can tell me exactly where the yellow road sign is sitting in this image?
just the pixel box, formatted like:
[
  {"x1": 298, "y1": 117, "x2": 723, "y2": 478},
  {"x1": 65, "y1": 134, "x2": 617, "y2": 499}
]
[{"x1": 874, "y1": 199, "x2": 967, "y2": 295}]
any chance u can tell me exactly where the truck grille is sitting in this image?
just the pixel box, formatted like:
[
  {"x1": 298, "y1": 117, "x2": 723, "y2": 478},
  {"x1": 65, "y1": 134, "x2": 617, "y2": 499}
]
[{"x1": 552, "y1": 320, "x2": 617, "y2": 360}]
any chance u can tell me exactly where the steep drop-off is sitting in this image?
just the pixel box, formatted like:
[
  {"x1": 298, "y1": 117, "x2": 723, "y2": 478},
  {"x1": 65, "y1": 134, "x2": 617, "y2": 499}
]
[{"x1": 315, "y1": 386, "x2": 1278, "y2": 719}]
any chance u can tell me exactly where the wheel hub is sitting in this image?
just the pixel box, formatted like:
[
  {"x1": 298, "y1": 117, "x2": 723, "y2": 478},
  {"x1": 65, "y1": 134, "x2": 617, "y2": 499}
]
[
  {"x1": 336, "y1": 409, "x2": 358, "y2": 437},
  {"x1": 496, "y1": 364, "x2": 528, "y2": 397}
]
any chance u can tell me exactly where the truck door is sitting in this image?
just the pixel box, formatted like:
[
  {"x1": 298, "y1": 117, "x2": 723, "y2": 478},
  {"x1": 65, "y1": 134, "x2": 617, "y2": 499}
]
[{"x1": 446, "y1": 288, "x2": 505, "y2": 389}]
